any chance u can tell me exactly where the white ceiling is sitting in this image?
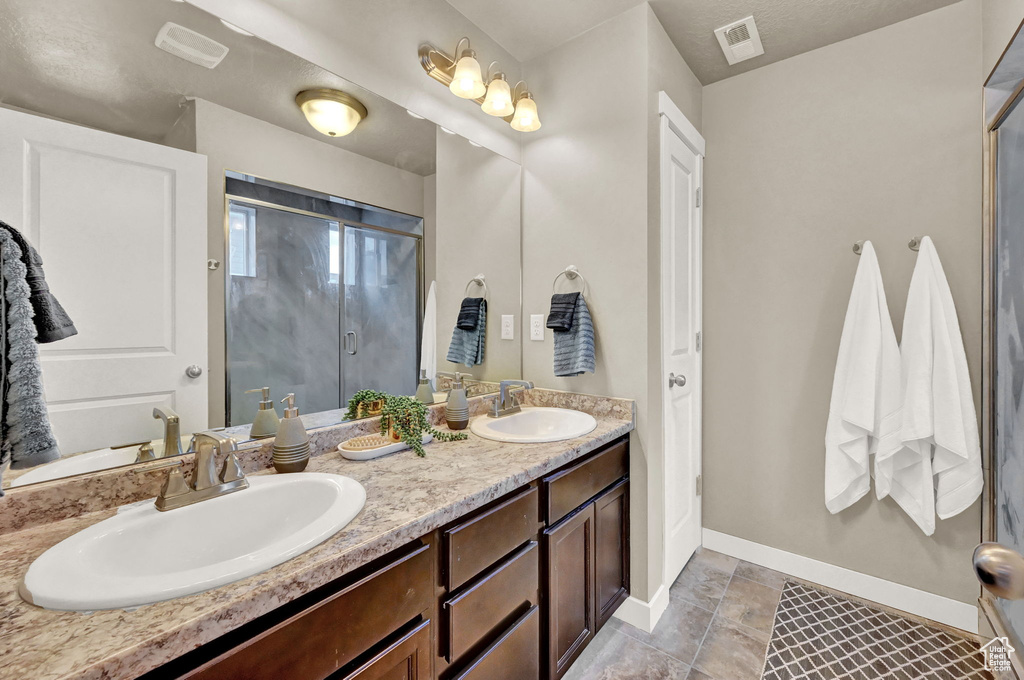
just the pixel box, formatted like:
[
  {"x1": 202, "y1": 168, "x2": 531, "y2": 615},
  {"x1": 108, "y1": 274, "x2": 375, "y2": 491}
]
[
  {"x1": 444, "y1": 0, "x2": 962, "y2": 83},
  {"x1": 0, "y1": 0, "x2": 438, "y2": 175}
]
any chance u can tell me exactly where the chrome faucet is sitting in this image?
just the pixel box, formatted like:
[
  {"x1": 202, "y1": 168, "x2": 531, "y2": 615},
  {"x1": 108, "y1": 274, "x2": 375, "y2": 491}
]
[
  {"x1": 490, "y1": 380, "x2": 534, "y2": 418},
  {"x1": 152, "y1": 407, "x2": 183, "y2": 459},
  {"x1": 155, "y1": 431, "x2": 248, "y2": 511}
]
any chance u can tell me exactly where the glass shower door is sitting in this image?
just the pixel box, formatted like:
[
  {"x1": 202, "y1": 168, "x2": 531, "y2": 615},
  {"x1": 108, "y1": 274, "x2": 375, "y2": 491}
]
[{"x1": 341, "y1": 224, "x2": 420, "y2": 403}]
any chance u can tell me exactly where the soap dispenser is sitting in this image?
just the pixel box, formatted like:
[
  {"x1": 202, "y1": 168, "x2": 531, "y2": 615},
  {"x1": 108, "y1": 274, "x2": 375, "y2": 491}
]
[
  {"x1": 445, "y1": 372, "x2": 470, "y2": 430},
  {"x1": 245, "y1": 387, "x2": 280, "y2": 439},
  {"x1": 415, "y1": 369, "x2": 435, "y2": 404},
  {"x1": 272, "y1": 393, "x2": 310, "y2": 473}
]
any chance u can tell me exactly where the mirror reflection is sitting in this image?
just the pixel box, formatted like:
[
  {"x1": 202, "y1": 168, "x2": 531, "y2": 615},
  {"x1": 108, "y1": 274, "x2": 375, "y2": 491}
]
[{"x1": 0, "y1": 0, "x2": 522, "y2": 489}]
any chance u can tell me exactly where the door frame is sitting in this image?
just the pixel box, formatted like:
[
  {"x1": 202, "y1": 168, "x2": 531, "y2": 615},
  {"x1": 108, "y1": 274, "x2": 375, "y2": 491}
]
[{"x1": 657, "y1": 92, "x2": 706, "y2": 587}]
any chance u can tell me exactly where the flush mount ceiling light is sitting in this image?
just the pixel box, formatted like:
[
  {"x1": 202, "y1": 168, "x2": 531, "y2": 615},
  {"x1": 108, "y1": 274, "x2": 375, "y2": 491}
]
[
  {"x1": 295, "y1": 89, "x2": 367, "y2": 137},
  {"x1": 419, "y1": 38, "x2": 541, "y2": 132}
]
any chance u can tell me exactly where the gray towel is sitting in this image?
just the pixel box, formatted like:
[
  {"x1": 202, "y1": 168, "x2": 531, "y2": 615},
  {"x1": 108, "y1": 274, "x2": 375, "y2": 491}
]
[
  {"x1": 0, "y1": 231, "x2": 61, "y2": 494},
  {"x1": 553, "y1": 295, "x2": 595, "y2": 377},
  {"x1": 0, "y1": 220, "x2": 77, "y2": 344},
  {"x1": 447, "y1": 301, "x2": 486, "y2": 366}
]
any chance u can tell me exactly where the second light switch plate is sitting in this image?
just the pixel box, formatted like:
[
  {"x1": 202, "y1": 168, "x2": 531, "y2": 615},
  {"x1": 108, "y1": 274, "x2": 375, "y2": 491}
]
[{"x1": 530, "y1": 315, "x2": 544, "y2": 341}]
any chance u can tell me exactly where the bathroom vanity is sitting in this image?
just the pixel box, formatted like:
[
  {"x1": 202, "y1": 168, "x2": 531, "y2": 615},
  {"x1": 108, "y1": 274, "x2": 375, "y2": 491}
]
[
  {"x1": 141, "y1": 435, "x2": 629, "y2": 680},
  {"x1": 0, "y1": 389, "x2": 634, "y2": 680}
]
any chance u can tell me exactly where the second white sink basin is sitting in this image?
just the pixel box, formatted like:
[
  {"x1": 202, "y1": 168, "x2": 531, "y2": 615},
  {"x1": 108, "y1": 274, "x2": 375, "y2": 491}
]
[
  {"x1": 470, "y1": 407, "x2": 597, "y2": 443},
  {"x1": 20, "y1": 472, "x2": 366, "y2": 611}
]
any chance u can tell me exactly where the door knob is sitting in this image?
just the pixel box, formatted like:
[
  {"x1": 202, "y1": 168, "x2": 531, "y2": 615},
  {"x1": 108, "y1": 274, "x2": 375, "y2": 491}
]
[
  {"x1": 974, "y1": 542, "x2": 1024, "y2": 599},
  {"x1": 669, "y1": 373, "x2": 686, "y2": 388},
  {"x1": 185, "y1": 365, "x2": 203, "y2": 379}
]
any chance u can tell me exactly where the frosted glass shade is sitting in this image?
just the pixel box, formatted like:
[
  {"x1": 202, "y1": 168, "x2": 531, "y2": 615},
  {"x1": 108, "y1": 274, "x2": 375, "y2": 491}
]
[
  {"x1": 510, "y1": 95, "x2": 541, "y2": 132},
  {"x1": 296, "y1": 90, "x2": 367, "y2": 137},
  {"x1": 449, "y1": 54, "x2": 486, "y2": 99},
  {"x1": 481, "y1": 76, "x2": 513, "y2": 116}
]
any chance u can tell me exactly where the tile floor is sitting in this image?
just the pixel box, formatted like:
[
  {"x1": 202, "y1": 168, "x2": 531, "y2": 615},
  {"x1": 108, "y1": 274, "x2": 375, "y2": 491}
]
[
  {"x1": 562, "y1": 547, "x2": 988, "y2": 680},
  {"x1": 564, "y1": 547, "x2": 780, "y2": 680}
]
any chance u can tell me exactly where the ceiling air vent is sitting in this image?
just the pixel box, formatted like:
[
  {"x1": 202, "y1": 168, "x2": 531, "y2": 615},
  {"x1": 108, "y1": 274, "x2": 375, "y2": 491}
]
[
  {"x1": 155, "y1": 22, "x2": 229, "y2": 69},
  {"x1": 714, "y1": 16, "x2": 764, "y2": 66}
]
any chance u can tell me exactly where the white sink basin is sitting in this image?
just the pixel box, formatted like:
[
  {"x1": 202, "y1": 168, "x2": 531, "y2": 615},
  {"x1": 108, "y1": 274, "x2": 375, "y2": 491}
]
[
  {"x1": 20, "y1": 472, "x2": 366, "y2": 611},
  {"x1": 470, "y1": 407, "x2": 597, "y2": 443},
  {"x1": 10, "y1": 435, "x2": 193, "y2": 487}
]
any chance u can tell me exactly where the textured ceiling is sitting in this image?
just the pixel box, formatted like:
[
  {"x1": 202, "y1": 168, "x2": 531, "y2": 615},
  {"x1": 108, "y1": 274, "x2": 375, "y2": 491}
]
[
  {"x1": 0, "y1": 0, "x2": 437, "y2": 175},
  {"x1": 445, "y1": 0, "x2": 962, "y2": 83}
]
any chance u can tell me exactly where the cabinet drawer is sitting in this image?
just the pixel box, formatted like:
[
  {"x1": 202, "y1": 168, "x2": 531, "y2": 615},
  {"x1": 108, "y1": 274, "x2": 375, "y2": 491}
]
[
  {"x1": 338, "y1": 619, "x2": 431, "y2": 680},
  {"x1": 444, "y1": 541, "x2": 539, "y2": 663},
  {"x1": 444, "y1": 486, "x2": 540, "y2": 591},
  {"x1": 452, "y1": 605, "x2": 540, "y2": 680},
  {"x1": 542, "y1": 439, "x2": 627, "y2": 524},
  {"x1": 183, "y1": 543, "x2": 433, "y2": 680}
]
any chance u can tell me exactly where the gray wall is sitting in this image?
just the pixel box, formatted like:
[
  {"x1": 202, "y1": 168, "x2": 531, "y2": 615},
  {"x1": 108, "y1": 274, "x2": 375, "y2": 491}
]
[
  {"x1": 522, "y1": 3, "x2": 703, "y2": 601},
  {"x1": 435, "y1": 129, "x2": 522, "y2": 382},
  {"x1": 701, "y1": 0, "x2": 983, "y2": 603}
]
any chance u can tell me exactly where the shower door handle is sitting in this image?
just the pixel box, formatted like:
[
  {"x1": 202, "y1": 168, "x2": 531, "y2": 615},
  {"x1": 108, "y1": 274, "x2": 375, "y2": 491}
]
[
  {"x1": 345, "y1": 331, "x2": 358, "y2": 355},
  {"x1": 974, "y1": 542, "x2": 1024, "y2": 599}
]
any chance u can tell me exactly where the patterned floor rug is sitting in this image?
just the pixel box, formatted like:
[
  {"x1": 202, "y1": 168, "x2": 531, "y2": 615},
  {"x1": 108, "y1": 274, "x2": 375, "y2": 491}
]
[{"x1": 760, "y1": 581, "x2": 992, "y2": 679}]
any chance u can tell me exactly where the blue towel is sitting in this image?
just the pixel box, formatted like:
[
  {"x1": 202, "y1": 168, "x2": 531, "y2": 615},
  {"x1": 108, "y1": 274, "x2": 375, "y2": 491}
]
[
  {"x1": 553, "y1": 295, "x2": 595, "y2": 377},
  {"x1": 447, "y1": 301, "x2": 486, "y2": 366}
]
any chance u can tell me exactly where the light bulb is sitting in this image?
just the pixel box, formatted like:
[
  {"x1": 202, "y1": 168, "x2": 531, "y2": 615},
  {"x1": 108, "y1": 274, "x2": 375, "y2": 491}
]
[
  {"x1": 449, "y1": 51, "x2": 485, "y2": 99},
  {"x1": 481, "y1": 74, "x2": 513, "y2": 116},
  {"x1": 510, "y1": 94, "x2": 541, "y2": 132}
]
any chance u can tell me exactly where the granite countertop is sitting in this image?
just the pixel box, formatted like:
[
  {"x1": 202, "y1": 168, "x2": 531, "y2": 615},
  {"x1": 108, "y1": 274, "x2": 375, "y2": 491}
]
[{"x1": 0, "y1": 393, "x2": 634, "y2": 680}]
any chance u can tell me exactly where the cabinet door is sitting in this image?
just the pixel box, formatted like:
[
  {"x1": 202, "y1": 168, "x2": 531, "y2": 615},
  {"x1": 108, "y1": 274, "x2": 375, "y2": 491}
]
[
  {"x1": 341, "y1": 620, "x2": 431, "y2": 680},
  {"x1": 543, "y1": 505, "x2": 595, "y2": 680},
  {"x1": 594, "y1": 480, "x2": 629, "y2": 629}
]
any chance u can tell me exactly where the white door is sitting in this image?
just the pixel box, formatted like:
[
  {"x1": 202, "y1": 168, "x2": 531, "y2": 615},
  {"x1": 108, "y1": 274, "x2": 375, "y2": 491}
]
[
  {"x1": 660, "y1": 96, "x2": 704, "y2": 584},
  {"x1": 0, "y1": 107, "x2": 208, "y2": 456}
]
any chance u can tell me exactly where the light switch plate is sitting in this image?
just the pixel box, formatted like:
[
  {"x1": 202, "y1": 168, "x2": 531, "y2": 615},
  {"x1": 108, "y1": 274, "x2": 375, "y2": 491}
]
[
  {"x1": 530, "y1": 314, "x2": 544, "y2": 341},
  {"x1": 501, "y1": 315, "x2": 514, "y2": 340}
]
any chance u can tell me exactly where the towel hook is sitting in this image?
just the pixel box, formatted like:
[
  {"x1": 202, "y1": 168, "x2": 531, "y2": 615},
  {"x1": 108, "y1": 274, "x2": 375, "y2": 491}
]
[
  {"x1": 464, "y1": 273, "x2": 488, "y2": 298},
  {"x1": 852, "y1": 241, "x2": 864, "y2": 256},
  {"x1": 908, "y1": 236, "x2": 923, "y2": 252},
  {"x1": 552, "y1": 265, "x2": 589, "y2": 297}
]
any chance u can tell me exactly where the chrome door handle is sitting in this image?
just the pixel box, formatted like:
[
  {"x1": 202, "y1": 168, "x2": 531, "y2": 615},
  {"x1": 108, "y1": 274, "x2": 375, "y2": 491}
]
[
  {"x1": 975, "y1": 542, "x2": 1024, "y2": 599},
  {"x1": 345, "y1": 331, "x2": 358, "y2": 355},
  {"x1": 669, "y1": 373, "x2": 686, "y2": 388},
  {"x1": 185, "y1": 365, "x2": 203, "y2": 379}
]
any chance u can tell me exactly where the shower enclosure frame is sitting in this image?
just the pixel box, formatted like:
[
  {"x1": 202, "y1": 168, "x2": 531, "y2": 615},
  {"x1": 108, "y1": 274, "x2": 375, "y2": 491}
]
[{"x1": 221, "y1": 185, "x2": 424, "y2": 428}]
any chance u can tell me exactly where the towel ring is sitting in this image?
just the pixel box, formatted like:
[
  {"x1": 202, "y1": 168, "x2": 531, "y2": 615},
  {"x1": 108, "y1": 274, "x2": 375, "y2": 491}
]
[
  {"x1": 908, "y1": 236, "x2": 923, "y2": 252},
  {"x1": 852, "y1": 241, "x2": 865, "y2": 256},
  {"x1": 464, "y1": 273, "x2": 488, "y2": 298},
  {"x1": 552, "y1": 265, "x2": 589, "y2": 297}
]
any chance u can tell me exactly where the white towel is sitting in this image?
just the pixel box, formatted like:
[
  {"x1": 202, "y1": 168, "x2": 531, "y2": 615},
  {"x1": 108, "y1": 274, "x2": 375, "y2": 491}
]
[
  {"x1": 825, "y1": 241, "x2": 902, "y2": 514},
  {"x1": 420, "y1": 281, "x2": 437, "y2": 390},
  {"x1": 893, "y1": 236, "x2": 982, "y2": 535}
]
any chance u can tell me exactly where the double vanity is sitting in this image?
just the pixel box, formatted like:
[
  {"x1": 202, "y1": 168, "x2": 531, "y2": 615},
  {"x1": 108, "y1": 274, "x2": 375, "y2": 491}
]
[{"x1": 0, "y1": 388, "x2": 634, "y2": 680}]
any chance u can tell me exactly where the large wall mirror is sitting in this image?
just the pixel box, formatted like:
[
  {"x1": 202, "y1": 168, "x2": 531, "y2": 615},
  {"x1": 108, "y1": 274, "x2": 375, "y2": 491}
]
[{"x1": 0, "y1": 0, "x2": 522, "y2": 490}]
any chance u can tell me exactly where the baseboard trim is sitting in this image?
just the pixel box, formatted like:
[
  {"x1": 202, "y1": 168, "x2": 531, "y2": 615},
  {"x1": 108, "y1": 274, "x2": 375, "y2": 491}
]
[
  {"x1": 612, "y1": 583, "x2": 670, "y2": 634},
  {"x1": 702, "y1": 529, "x2": 978, "y2": 634}
]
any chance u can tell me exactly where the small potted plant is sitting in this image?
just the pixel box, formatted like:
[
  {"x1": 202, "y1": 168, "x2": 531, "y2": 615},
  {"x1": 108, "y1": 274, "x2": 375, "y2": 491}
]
[
  {"x1": 379, "y1": 394, "x2": 467, "y2": 457},
  {"x1": 345, "y1": 389, "x2": 387, "y2": 420}
]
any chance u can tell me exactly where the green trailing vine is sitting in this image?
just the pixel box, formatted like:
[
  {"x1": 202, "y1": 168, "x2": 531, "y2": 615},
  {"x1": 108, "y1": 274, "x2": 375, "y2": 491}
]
[
  {"x1": 345, "y1": 389, "x2": 388, "y2": 420},
  {"x1": 379, "y1": 394, "x2": 467, "y2": 457}
]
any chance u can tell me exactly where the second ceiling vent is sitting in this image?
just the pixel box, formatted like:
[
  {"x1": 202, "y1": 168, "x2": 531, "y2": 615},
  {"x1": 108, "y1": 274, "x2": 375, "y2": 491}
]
[{"x1": 714, "y1": 16, "x2": 764, "y2": 65}]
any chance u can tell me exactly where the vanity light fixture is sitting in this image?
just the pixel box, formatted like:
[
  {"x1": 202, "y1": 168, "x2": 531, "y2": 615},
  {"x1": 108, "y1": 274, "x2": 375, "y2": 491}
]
[
  {"x1": 448, "y1": 38, "x2": 486, "y2": 99},
  {"x1": 420, "y1": 39, "x2": 541, "y2": 132},
  {"x1": 295, "y1": 89, "x2": 367, "y2": 137}
]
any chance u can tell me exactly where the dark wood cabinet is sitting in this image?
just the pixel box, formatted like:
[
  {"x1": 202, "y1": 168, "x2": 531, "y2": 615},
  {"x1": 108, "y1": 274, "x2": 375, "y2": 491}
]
[
  {"x1": 543, "y1": 504, "x2": 596, "y2": 680},
  {"x1": 340, "y1": 620, "x2": 432, "y2": 680},
  {"x1": 594, "y1": 479, "x2": 629, "y2": 629},
  {"x1": 450, "y1": 606, "x2": 541, "y2": 680}
]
